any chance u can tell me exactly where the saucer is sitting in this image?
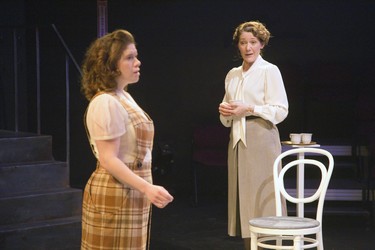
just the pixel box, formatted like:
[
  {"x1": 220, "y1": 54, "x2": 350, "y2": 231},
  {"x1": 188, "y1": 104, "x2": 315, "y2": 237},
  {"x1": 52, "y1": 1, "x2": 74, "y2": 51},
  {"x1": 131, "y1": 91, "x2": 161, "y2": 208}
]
[{"x1": 281, "y1": 141, "x2": 317, "y2": 146}]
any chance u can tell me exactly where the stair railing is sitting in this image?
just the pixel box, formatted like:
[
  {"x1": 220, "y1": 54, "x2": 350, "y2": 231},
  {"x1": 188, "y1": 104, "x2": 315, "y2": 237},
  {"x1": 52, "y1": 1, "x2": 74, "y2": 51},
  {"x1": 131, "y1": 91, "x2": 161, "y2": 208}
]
[
  {"x1": 49, "y1": 24, "x2": 82, "y2": 169},
  {"x1": 3, "y1": 24, "x2": 82, "y2": 170}
]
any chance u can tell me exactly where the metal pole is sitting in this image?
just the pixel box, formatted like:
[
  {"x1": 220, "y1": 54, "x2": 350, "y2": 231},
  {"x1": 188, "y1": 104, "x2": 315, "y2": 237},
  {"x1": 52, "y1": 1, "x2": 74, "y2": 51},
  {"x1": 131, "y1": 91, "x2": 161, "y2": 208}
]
[
  {"x1": 97, "y1": 0, "x2": 108, "y2": 37},
  {"x1": 36, "y1": 27, "x2": 41, "y2": 135},
  {"x1": 13, "y1": 29, "x2": 18, "y2": 132},
  {"x1": 65, "y1": 55, "x2": 70, "y2": 171}
]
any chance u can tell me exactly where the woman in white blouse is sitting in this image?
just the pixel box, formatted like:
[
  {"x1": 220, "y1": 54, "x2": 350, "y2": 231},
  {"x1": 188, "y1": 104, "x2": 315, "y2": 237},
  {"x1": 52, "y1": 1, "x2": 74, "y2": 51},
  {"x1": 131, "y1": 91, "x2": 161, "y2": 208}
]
[
  {"x1": 80, "y1": 29, "x2": 173, "y2": 250},
  {"x1": 218, "y1": 21, "x2": 288, "y2": 250}
]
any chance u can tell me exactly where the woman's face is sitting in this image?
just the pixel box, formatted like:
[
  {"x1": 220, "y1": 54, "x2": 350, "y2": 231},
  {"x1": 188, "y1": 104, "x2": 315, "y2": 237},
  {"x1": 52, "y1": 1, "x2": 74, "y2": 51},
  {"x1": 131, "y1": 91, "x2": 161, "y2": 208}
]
[
  {"x1": 238, "y1": 31, "x2": 264, "y2": 71},
  {"x1": 115, "y1": 43, "x2": 141, "y2": 88}
]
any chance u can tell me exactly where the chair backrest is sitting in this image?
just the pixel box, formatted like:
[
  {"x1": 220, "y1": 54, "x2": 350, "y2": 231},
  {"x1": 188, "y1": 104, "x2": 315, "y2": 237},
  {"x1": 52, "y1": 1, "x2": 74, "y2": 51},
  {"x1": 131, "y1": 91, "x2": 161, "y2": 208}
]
[{"x1": 274, "y1": 148, "x2": 334, "y2": 223}]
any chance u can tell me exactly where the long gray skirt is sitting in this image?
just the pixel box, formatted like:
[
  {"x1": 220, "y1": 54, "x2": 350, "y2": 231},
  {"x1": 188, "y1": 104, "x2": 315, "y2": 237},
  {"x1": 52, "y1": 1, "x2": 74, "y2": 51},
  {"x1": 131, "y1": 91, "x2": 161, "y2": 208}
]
[{"x1": 227, "y1": 117, "x2": 285, "y2": 238}]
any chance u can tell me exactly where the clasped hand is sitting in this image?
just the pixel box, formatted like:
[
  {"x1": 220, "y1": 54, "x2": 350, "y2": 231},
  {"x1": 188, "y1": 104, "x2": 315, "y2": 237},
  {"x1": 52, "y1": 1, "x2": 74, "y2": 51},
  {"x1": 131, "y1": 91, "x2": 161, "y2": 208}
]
[{"x1": 219, "y1": 101, "x2": 251, "y2": 117}]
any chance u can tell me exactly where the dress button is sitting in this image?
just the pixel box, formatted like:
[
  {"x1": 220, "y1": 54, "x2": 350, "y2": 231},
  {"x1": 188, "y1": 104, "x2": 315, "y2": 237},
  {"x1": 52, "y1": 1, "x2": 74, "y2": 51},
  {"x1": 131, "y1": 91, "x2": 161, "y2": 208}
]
[{"x1": 137, "y1": 161, "x2": 142, "y2": 168}]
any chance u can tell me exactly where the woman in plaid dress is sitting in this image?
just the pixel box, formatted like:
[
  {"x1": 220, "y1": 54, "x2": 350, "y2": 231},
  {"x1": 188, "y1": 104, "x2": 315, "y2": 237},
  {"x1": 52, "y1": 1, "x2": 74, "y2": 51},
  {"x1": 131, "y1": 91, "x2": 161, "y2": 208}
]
[{"x1": 80, "y1": 29, "x2": 174, "y2": 250}]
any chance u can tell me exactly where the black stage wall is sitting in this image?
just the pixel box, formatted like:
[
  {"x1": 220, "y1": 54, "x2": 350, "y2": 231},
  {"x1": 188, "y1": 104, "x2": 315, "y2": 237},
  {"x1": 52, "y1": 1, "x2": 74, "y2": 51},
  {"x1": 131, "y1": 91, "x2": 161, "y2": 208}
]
[{"x1": 1, "y1": 0, "x2": 374, "y2": 194}]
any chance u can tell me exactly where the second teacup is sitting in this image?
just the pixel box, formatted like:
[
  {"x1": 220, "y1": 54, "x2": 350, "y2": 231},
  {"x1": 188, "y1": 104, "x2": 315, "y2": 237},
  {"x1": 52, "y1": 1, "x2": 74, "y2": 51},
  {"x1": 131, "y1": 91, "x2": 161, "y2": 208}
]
[
  {"x1": 290, "y1": 133, "x2": 302, "y2": 144},
  {"x1": 301, "y1": 133, "x2": 313, "y2": 144}
]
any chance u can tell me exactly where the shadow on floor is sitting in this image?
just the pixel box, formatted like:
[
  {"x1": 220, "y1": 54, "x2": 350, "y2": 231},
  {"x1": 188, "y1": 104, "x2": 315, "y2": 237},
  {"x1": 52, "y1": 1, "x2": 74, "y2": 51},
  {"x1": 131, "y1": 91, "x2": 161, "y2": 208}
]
[{"x1": 150, "y1": 193, "x2": 375, "y2": 250}]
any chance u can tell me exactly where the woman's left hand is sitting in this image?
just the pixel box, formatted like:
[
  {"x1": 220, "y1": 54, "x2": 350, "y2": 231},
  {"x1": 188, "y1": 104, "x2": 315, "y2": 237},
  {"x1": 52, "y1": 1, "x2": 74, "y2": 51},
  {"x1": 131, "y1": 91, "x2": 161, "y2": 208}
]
[
  {"x1": 229, "y1": 101, "x2": 253, "y2": 117},
  {"x1": 144, "y1": 184, "x2": 174, "y2": 209}
]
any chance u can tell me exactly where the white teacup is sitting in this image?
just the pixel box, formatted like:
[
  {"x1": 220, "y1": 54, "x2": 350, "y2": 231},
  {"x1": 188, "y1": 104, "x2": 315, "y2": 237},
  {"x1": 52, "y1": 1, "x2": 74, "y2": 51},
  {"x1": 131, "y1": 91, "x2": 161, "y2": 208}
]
[
  {"x1": 290, "y1": 133, "x2": 302, "y2": 144},
  {"x1": 301, "y1": 133, "x2": 313, "y2": 144}
]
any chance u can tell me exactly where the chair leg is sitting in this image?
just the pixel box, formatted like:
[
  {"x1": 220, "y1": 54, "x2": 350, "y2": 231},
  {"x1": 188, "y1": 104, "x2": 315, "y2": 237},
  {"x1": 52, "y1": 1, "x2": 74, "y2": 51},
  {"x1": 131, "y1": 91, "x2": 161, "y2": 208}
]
[
  {"x1": 293, "y1": 235, "x2": 301, "y2": 250},
  {"x1": 250, "y1": 231, "x2": 258, "y2": 250},
  {"x1": 317, "y1": 232, "x2": 324, "y2": 250},
  {"x1": 276, "y1": 236, "x2": 282, "y2": 250}
]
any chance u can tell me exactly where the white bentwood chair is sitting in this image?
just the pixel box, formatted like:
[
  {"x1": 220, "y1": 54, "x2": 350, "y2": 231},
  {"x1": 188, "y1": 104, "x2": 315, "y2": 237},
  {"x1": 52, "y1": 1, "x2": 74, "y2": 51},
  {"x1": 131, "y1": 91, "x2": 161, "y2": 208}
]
[{"x1": 249, "y1": 147, "x2": 334, "y2": 250}]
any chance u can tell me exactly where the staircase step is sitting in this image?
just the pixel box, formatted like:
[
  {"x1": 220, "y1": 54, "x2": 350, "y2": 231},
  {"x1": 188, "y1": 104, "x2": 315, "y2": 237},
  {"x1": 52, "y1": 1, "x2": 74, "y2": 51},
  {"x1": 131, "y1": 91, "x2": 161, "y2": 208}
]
[
  {"x1": 0, "y1": 131, "x2": 53, "y2": 163},
  {"x1": 0, "y1": 216, "x2": 81, "y2": 250},
  {"x1": 0, "y1": 188, "x2": 82, "y2": 226},
  {"x1": 0, "y1": 130, "x2": 82, "y2": 249},
  {"x1": 0, "y1": 161, "x2": 69, "y2": 196}
]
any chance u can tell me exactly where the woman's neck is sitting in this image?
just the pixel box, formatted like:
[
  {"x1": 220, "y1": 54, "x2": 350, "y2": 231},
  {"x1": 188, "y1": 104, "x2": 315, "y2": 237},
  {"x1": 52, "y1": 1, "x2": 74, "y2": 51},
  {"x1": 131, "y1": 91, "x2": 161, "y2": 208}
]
[{"x1": 242, "y1": 62, "x2": 252, "y2": 72}]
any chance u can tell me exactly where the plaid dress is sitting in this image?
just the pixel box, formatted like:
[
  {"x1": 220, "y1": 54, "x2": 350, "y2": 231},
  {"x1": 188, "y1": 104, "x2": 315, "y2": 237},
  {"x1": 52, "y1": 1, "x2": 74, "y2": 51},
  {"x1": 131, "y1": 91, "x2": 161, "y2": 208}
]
[{"x1": 81, "y1": 92, "x2": 154, "y2": 250}]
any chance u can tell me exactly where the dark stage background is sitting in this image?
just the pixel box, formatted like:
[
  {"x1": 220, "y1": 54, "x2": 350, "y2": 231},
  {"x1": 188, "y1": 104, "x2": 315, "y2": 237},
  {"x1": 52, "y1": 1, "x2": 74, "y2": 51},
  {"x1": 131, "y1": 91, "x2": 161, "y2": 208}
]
[{"x1": 1, "y1": 0, "x2": 374, "y2": 194}]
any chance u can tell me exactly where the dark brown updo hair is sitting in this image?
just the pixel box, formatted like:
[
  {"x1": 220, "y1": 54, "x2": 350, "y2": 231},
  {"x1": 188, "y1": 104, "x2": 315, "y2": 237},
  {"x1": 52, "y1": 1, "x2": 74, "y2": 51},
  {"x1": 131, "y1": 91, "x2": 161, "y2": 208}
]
[{"x1": 233, "y1": 21, "x2": 271, "y2": 49}]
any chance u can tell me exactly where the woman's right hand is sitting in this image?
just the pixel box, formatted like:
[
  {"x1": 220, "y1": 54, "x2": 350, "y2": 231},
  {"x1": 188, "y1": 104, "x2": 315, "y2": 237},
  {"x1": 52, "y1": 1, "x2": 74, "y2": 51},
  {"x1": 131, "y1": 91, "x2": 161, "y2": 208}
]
[
  {"x1": 144, "y1": 184, "x2": 174, "y2": 209},
  {"x1": 219, "y1": 102, "x2": 233, "y2": 117}
]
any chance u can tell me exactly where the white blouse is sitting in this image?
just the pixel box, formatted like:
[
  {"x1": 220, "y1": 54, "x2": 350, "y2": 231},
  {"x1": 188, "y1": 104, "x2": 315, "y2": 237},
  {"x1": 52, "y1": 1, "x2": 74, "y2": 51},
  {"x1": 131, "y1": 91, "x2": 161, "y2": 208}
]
[
  {"x1": 220, "y1": 55, "x2": 289, "y2": 127},
  {"x1": 86, "y1": 90, "x2": 151, "y2": 163}
]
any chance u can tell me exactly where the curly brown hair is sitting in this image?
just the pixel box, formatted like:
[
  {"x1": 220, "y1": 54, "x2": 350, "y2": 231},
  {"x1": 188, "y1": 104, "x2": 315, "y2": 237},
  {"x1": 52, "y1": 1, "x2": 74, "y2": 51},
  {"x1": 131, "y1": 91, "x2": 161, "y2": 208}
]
[
  {"x1": 81, "y1": 29, "x2": 135, "y2": 100},
  {"x1": 233, "y1": 21, "x2": 271, "y2": 49}
]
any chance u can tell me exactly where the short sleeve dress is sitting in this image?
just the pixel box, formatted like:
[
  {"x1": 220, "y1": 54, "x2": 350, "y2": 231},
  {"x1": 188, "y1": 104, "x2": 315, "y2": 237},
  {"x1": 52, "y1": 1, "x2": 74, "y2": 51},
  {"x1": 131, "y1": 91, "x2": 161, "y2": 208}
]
[{"x1": 81, "y1": 90, "x2": 154, "y2": 250}]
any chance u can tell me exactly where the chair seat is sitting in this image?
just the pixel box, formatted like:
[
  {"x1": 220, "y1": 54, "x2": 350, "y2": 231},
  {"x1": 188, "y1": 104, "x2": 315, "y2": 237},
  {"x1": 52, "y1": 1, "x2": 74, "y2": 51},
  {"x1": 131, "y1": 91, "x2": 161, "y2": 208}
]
[{"x1": 250, "y1": 216, "x2": 320, "y2": 229}]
